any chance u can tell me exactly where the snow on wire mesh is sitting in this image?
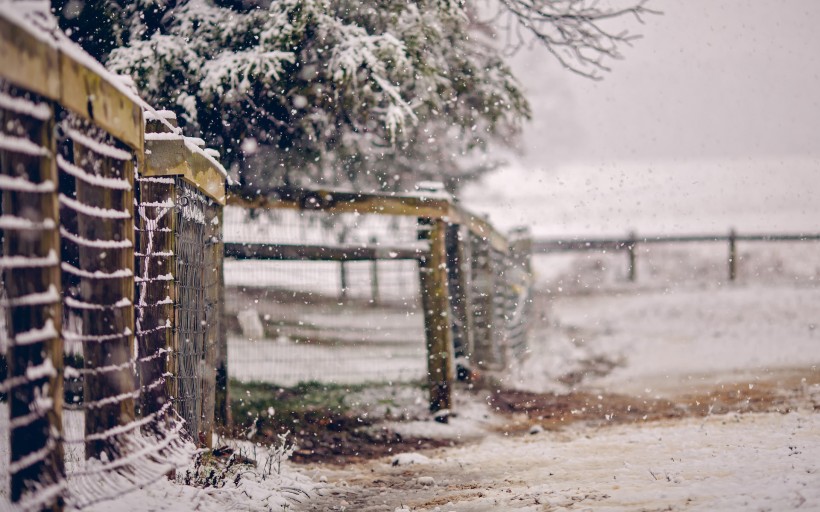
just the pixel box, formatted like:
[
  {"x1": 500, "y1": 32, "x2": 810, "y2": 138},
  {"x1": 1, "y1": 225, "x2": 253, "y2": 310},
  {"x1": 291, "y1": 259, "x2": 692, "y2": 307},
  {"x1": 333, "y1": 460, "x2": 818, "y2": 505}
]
[
  {"x1": 0, "y1": 78, "x2": 196, "y2": 510},
  {"x1": 0, "y1": 80, "x2": 65, "y2": 512},
  {"x1": 466, "y1": 231, "x2": 533, "y2": 372},
  {"x1": 170, "y1": 179, "x2": 221, "y2": 442},
  {"x1": 57, "y1": 112, "x2": 196, "y2": 509}
]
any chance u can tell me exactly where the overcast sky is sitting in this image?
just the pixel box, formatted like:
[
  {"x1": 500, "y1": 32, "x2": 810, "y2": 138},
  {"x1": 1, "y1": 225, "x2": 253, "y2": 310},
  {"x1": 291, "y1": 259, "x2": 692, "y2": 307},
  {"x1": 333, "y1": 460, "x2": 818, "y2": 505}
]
[{"x1": 507, "y1": 0, "x2": 820, "y2": 169}]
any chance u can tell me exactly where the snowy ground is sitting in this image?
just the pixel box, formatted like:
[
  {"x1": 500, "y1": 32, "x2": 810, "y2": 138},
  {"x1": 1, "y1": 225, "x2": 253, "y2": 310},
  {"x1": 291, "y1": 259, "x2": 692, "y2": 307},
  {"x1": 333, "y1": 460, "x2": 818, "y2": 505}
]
[
  {"x1": 292, "y1": 241, "x2": 820, "y2": 511},
  {"x1": 6, "y1": 158, "x2": 819, "y2": 510},
  {"x1": 299, "y1": 411, "x2": 820, "y2": 512},
  {"x1": 509, "y1": 283, "x2": 820, "y2": 397},
  {"x1": 293, "y1": 279, "x2": 820, "y2": 511}
]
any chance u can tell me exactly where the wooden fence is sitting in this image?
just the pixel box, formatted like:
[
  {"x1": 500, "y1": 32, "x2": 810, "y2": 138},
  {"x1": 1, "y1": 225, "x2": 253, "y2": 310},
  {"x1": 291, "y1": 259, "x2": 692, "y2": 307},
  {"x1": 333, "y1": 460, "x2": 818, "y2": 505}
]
[
  {"x1": 0, "y1": 6, "x2": 534, "y2": 510},
  {"x1": 225, "y1": 186, "x2": 534, "y2": 416},
  {"x1": 533, "y1": 230, "x2": 820, "y2": 281},
  {"x1": 0, "y1": 9, "x2": 227, "y2": 510}
]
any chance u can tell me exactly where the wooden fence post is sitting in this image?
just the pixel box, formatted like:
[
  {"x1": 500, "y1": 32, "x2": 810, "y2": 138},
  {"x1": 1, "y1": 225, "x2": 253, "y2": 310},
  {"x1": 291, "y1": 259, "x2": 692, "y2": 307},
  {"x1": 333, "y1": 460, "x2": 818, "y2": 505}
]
[
  {"x1": 2, "y1": 92, "x2": 65, "y2": 510},
  {"x1": 418, "y1": 218, "x2": 454, "y2": 417},
  {"x1": 446, "y1": 224, "x2": 475, "y2": 379},
  {"x1": 728, "y1": 228, "x2": 737, "y2": 282},
  {"x1": 370, "y1": 236, "x2": 379, "y2": 305},
  {"x1": 339, "y1": 262, "x2": 348, "y2": 300},
  {"x1": 627, "y1": 231, "x2": 637, "y2": 282}
]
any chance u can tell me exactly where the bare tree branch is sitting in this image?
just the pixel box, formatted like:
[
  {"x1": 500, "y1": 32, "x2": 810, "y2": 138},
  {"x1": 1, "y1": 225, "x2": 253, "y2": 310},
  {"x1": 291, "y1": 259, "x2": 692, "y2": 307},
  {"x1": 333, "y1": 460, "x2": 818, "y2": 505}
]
[{"x1": 487, "y1": 0, "x2": 661, "y2": 79}]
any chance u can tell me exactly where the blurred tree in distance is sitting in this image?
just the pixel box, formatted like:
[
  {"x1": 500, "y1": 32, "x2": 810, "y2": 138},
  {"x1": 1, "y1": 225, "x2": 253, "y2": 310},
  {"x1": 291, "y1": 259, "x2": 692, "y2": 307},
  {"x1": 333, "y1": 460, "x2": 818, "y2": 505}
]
[{"x1": 53, "y1": 0, "x2": 653, "y2": 193}]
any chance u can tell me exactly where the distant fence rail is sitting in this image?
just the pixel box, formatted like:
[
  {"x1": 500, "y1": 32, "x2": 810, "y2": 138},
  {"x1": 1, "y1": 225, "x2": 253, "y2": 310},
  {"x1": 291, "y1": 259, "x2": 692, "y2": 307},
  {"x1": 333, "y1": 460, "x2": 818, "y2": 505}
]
[
  {"x1": 534, "y1": 230, "x2": 820, "y2": 281},
  {"x1": 223, "y1": 186, "x2": 534, "y2": 415}
]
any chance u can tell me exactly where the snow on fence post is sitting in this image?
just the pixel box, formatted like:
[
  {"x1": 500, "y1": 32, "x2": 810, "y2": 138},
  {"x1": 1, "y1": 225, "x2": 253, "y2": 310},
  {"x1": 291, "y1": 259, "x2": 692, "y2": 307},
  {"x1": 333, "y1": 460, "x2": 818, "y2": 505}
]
[
  {"x1": 0, "y1": 80, "x2": 66, "y2": 510},
  {"x1": 418, "y1": 217, "x2": 455, "y2": 417}
]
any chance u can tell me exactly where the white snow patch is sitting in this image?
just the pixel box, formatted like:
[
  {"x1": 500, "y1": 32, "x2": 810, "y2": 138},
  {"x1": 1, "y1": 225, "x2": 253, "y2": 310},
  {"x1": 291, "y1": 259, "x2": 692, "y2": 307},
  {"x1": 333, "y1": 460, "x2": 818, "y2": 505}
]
[
  {"x1": 0, "y1": 174, "x2": 55, "y2": 193},
  {"x1": 416, "y1": 476, "x2": 436, "y2": 486},
  {"x1": 0, "y1": 132, "x2": 49, "y2": 157},
  {"x1": 66, "y1": 129, "x2": 132, "y2": 161},
  {"x1": 391, "y1": 453, "x2": 432, "y2": 466},
  {"x1": 58, "y1": 155, "x2": 131, "y2": 190},
  {"x1": 236, "y1": 309, "x2": 264, "y2": 340}
]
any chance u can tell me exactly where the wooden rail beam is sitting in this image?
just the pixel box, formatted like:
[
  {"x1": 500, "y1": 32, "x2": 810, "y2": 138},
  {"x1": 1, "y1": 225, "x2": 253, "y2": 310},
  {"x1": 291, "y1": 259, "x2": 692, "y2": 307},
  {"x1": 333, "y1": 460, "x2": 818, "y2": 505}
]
[
  {"x1": 224, "y1": 242, "x2": 426, "y2": 261},
  {"x1": 226, "y1": 187, "x2": 511, "y2": 253},
  {"x1": 227, "y1": 188, "x2": 451, "y2": 220}
]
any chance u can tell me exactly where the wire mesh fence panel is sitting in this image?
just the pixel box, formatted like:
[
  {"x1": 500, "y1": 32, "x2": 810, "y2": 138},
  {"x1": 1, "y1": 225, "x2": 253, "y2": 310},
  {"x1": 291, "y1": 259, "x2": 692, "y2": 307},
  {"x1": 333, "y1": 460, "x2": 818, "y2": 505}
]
[
  {"x1": 502, "y1": 231, "x2": 534, "y2": 361},
  {"x1": 57, "y1": 111, "x2": 137, "y2": 463},
  {"x1": 134, "y1": 176, "x2": 175, "y2": 432},
  {"x1": 465, "y1": 231, "x2": 534, "y2": 373},
  {"x1": 468, "y1": 232, "x2": 501, "y2": 370},
  {"x1": 132, "y1": 173, "x2": 198, "y2": 463},
  {"x1": 223, "y1": 207, "x2": 427, "y2": 386},
  {"x1": 444, "y1": 225, "x2": 474, "y2": 378},
  {"x1": 172, "y1": 178, "x2": 221, "y2": 443},
  {"x1": 0, "y1": 80, "x2": 66, "y2": 511},
  {"x1": 225, "y1": 206, "x2": 421, "y2": 248},
  {"x1": 56, "y1": 113, "x2": 195, "y2": 509}
]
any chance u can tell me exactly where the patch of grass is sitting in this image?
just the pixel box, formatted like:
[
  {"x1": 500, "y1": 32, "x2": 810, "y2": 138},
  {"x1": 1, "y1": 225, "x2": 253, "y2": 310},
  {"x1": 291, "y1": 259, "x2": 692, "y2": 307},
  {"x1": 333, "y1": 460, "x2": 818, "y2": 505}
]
[
  {"x1": 231, "y1": 379, "x2": 373, "y2": 433},
  {"x1": 228, "y1": 379, "x2": 438, "y2": 464}
]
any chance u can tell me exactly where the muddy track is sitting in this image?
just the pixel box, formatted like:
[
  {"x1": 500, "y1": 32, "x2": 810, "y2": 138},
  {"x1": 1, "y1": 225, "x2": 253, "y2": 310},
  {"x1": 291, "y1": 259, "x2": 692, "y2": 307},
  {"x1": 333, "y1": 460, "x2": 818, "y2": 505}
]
[
  {"x1": 293, "y1": 368, "x2": 820, "y2": 511},
  {"x1": 489, "y1": 369, "x2": 819, "y2": 433},
  {"x1": 270, "y1": 367, "x2": 820, "y2": 468}
]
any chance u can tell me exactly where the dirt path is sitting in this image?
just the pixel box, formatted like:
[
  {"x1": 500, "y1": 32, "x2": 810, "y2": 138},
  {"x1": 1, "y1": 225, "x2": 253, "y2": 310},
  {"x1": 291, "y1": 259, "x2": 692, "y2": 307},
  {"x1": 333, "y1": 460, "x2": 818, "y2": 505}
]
[
  {"x1": 293, "y1": 367, "x2": 820, "y2": 511},
  {"x1": 297, "y1": 408, "x2": 820, "y2": 512},
  {"x1": 288, "y1": 284, "x2": 820, "y2": 510}
]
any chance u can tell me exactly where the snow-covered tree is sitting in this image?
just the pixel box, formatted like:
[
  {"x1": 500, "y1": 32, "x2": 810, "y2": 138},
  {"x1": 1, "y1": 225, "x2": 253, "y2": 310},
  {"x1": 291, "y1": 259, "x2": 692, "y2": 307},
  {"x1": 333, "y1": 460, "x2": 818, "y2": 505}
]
[{"x1": 53, "y1": 0, "x2": 649, "y2": 192}]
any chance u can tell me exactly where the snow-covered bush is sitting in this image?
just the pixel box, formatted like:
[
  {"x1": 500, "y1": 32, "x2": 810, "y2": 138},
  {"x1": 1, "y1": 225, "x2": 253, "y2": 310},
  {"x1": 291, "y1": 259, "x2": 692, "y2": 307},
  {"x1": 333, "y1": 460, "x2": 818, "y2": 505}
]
[{"x1": 58, "y1": 0, "x2": 528, "y2": 192}]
